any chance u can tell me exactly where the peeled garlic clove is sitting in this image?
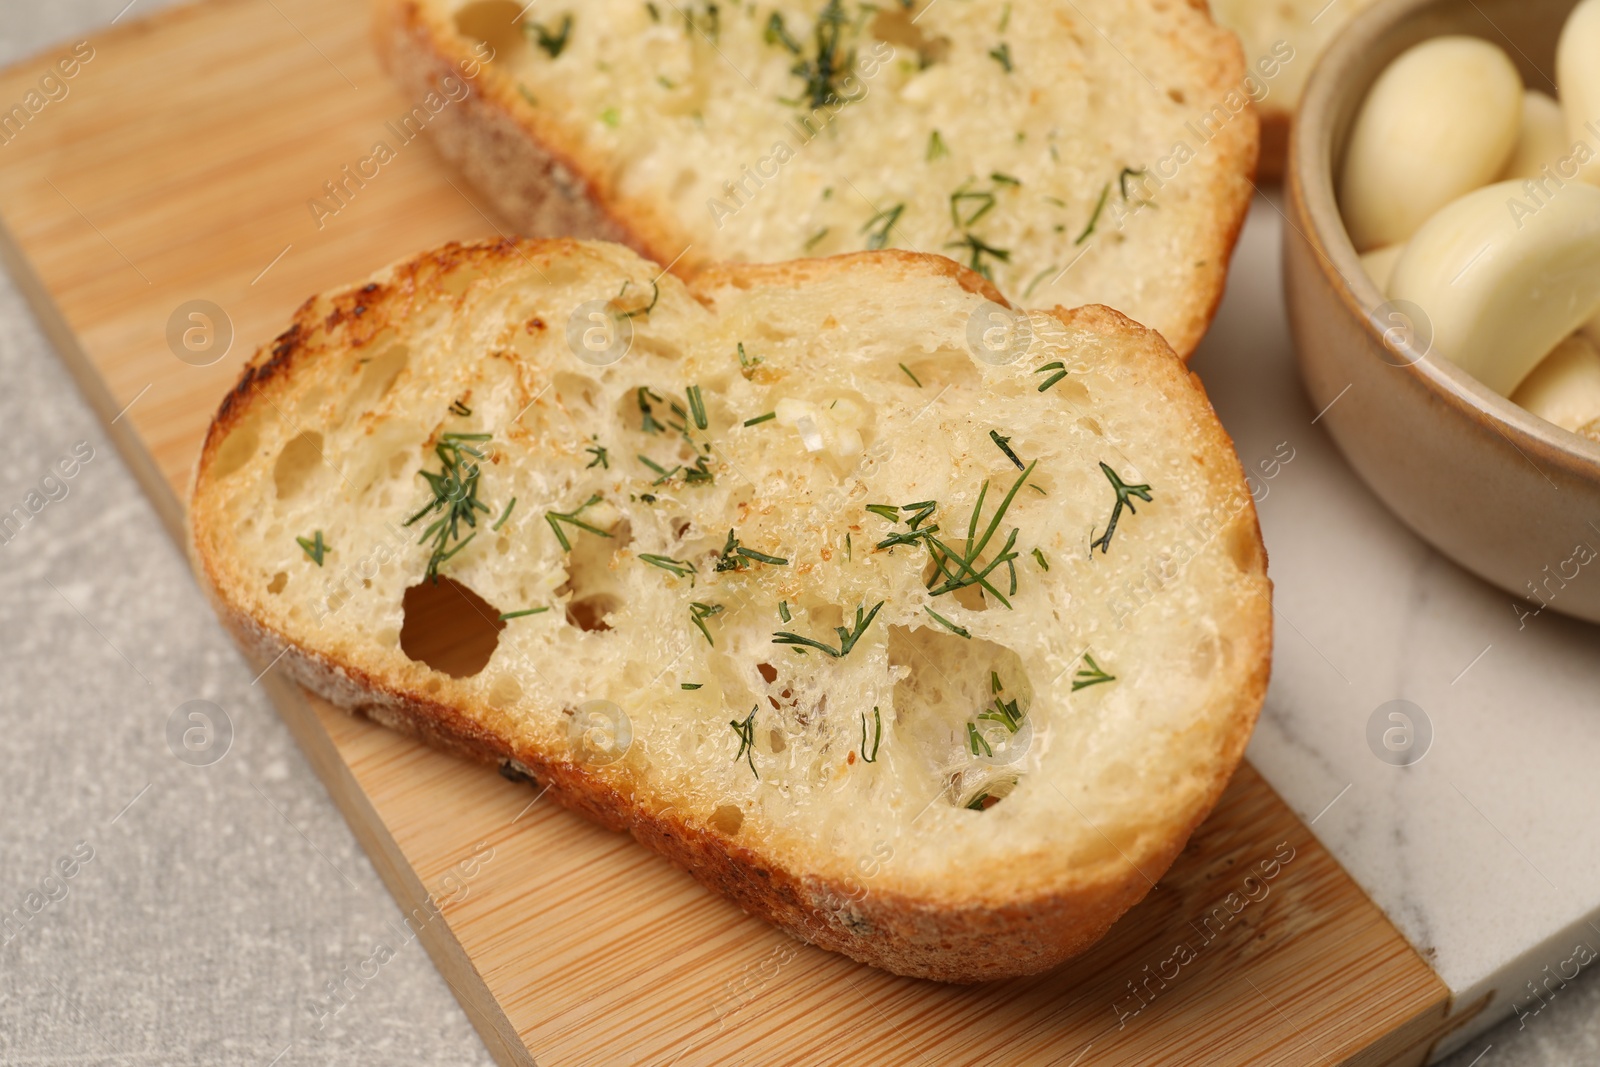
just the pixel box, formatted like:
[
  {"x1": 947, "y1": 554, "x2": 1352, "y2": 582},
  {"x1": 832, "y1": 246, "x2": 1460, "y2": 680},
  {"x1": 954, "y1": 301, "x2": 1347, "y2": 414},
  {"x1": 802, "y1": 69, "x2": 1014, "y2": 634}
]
[
  {"x1": 1500, "y1": 91, "x2": 1571, "y2": 181},
  {"x1": 1558, "y1": 0, "x2": 1600, "y2": 186},
  {"x1": 1388, "y1": 180, "x2": 1600, "y2": 395},
  {"x1": 1360, "y1": 243, "x2": 1406, "y2": 293},
  {"x1": 1339, "y1": 37, "x2": 1522, "y2": 252},
  {"x1": 1510, "y1": 333, "x2": 1600, "y2": 433}
]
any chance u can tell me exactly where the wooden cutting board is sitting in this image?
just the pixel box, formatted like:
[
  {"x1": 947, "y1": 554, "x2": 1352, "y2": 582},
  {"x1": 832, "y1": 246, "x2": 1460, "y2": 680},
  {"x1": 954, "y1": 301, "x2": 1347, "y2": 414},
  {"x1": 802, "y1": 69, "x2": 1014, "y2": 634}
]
[{"x1": 0, "y1": 1, "x2": 1463, "y2": 1062}]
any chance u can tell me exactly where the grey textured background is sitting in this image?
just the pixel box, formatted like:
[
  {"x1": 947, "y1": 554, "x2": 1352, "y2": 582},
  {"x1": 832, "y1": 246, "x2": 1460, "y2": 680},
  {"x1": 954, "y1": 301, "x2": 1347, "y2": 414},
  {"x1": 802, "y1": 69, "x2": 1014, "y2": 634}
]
[{"x1": 0, "y1": 2, "x2": 1593, "y2": 1065}]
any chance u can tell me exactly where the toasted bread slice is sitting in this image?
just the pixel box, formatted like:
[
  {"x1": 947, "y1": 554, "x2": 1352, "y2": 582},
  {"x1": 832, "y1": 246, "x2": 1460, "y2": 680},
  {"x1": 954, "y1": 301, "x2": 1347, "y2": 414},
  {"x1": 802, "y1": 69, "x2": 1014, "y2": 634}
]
[
  {"x1": 1210, "y1": 0, "x2": 1380, "y2": 178},
  {"x1": 372, "y1": 0, "x2": 1258, "y2": 360},
  {"x1": 188, "y1": 239, "x2": 1271, "y2": 981}
]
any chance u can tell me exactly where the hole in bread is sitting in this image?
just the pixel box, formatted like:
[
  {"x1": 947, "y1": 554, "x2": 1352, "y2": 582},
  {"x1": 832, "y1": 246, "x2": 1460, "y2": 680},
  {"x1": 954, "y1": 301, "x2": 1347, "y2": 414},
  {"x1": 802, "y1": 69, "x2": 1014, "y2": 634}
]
[
  {"x1": 556, "y1": 519, "x2": 626, "y2": 632},
  {"x1": 441, "y1": 267, "x2": 485, "y2": 297},
  {"x1": 211, "y1": 420, "x2": 261, "y2": 481},
  {"x1": 399, "y1": 577, "x2": 506, "y2": 678},
  {"x1": 566, "y1": 593, "x2": 622, "y2": 633},
  {"x1": 452, "y1": 0, "x2": 524, "y2": 61},
  {"x1": 954, "y1": 773, "x2": 1018, "y2": 812},
  {"x1": 350, "y1": 344, "x2": 408, "y2": 415},
  {"x1": 1168, "y1": 88, "x2": 1186, "y2": 104},
  {"x1": 553, "y1": 372, "x2": 601, "y2": 413},
  {"x1": 633, "y1": 336, "x2": 685, "y2": 362},
  {"x1": 1049, "y1": 375, "x2": 1092, "y2": 407},
  {"x1": 274, "y1": 431, "x2": 327, "y2": 500},
  {"x1": 887, "y1": 625, "x2": 1034, "y2": 807},
  {"x1": 871, "y1": 6, "x2": 949, "y2": 65},
  {"x1": 1076, "y1": 416, "x2": 1105, "y2": 437},
  {"x1": 488, "y1": 673, "x2": 522, "y2": 709},
  {"x1": 708, "y1": 804, "x2": 744, "y2": 836},
  {"x1": 756, "y1": 662, "x2": 779, "y2": 685},
  {"x1": 1225, "y1": 520, "x2": 1264, "y2": 575},
  {"x1": 266, "y1": 571, "x2": 288, "y2": 595},
  {"x1": 671, "y1": 516, "x2": 693, "y2": 540}
]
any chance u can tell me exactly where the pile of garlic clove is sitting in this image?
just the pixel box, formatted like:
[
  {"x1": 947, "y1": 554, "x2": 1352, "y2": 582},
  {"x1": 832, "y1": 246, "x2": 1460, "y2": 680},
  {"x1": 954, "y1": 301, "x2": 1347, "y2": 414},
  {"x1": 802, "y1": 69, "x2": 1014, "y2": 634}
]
[{"x1": 1341, "y1": 0, "x2": 1600, "y2": 444}]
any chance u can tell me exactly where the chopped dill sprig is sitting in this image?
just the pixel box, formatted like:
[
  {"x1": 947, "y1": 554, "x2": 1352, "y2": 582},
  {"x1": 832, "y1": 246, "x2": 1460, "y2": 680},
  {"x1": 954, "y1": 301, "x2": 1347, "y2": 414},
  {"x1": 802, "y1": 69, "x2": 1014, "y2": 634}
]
[
  {"x1": 296, "y1": 530, "x2": 328, "y2": 566},
  {"x1": 927, "y1": 129, "x2": 949, "y2": 161},
  {"x1": 950, "y1": 182, "x2": 997, "y2": 228},
  {"x1": 715, "y1": 529, "x2": 789, "y2": 571},
  {"x1": 640, "y1": 553, "x2": 696, "y2": 580},
  {"x1": 946, "y1": 232, "x2": 1011, "y2": 281},
  {"x1": 925, "y1": 606, "x2": 971, "y2": 638},
  {"x1": 1076, "y1": 183, "x2": 1111, "y2": 245},
  {"x1": 1073, "y1": 652, "x2": 1116, "y2": 691},
  {"x1": 404, "y1": 432, "x2": 494, "y2": 582},
  {"x1": 525, "y1": 14, "x2": 573, "y2": 58},
  {"x1": 784, "y1": 0, "x2": 861, "y2": 110},
  {"x1": 772, "y1": 600, "x2": 884, "y2": 658},
  {"x1": 681, "y1": 682, "x2": 704, "y2": 690},
  {"x1": 686, "y1": 385, "x2": 708, "y2": 430},
  {"x1": 743, "y1": 412, "x2": 776, "y2": 427},
  {"x1": 730, "y1": 705, "x2": 759, "y2": 779},
  {"x1": 586, "y1": 443, "x2": 610, "y2": 469},
  {"x1": 978, "y1": 683, "x2": 1023, "y2": 732},
  {"x1": 990, "y1": 171, "x2": 1021, "y2": 186},
  {"x1": 448, "y1": 398, "x2": 472, "y2": 417},
  {"x1": 988, "y1": 41, "x2": 1013, "y2": 72},
  {"x1": 1119, "y1": 166, "x2": 1149, "y2": 200},
  {"x1": 989, "y1": 430, "x2": 1024, "y2": 470},
  {"x1": 637, "y1": 386, "x2": 665, "y2": 435},
  {"x1": 899, "y1": 363, "x2": 922, "y2": 387},
  {"x1": 966, "y1": 792, "x2": 993, "y2": 811},
  {"x1": 860, "y1": 706, "x2": 882, "y2": 763},
  {"x1": 498, "y1": 607, "x2": 549, "y2": 620},
  {"x1": 778, "y1": 600, "x2": 791, "y2": 622},
  {"x1": 764, "y1": 11, "x2": 801, "y2": 52},
  {"x1": 544, "y1": 493, "x2": 611, "y2": 552},
  {"x1": 1023, "y1": 266, "x2": 1056, "y2": 300},
  {"x1": 967, "y1": 722, "x2": 992, "y2": 757},
  {"x1": 922, "y1": 460, "x2": 1037, "y2": 607},
  {"x1": 1032, "y1": 547, "x2": 1049, "y2": 571},
  {"x1": 862, "y1": 203, "x2": 905, "y2": 251},
  {"x1": 614, "y1": 279, "x2": 660, "y2": 320},
  {"x1": 684, "y1": 455, "x2": 714, "y2": 485},
  {"x1": 1089, "y1": 462, "x2": 1153, "y2": 554},
  {"x1": 803, "y1": 227, "x2": 830, "y2": 252},
  {"x1": 690, "y1": 601, "x2": 724, "y2": 646},
  {"x1": 492, "y1": 497, "x2": 517, "y2": 531},
  {"x1": 1035, "y1": 361, "x2": 1068, "y2": 392},
  {"x1": 638, "y1": 453, "x2": 680, "y2": 486},
  {"x1": 737, "y1": 342, "x2": 762, "y2": 379}
]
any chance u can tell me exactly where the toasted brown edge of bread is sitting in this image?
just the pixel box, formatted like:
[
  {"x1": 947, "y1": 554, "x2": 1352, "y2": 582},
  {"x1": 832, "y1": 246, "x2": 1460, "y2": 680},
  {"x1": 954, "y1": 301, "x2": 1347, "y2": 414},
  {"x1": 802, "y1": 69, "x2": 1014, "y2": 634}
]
[
  {"x1": 187, "y1": 238, "x2": 1272, "y2": 982},
  {"x1": 371, "y1": 0, "x2": 1259, "y2": 361}
]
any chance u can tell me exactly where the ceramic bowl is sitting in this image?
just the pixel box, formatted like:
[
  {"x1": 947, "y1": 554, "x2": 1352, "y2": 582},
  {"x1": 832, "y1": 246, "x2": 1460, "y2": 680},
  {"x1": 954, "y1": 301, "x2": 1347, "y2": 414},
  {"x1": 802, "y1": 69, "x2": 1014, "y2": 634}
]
[{"x1": 1284, "y1": 0, "x2": 1600, "y2": 624}]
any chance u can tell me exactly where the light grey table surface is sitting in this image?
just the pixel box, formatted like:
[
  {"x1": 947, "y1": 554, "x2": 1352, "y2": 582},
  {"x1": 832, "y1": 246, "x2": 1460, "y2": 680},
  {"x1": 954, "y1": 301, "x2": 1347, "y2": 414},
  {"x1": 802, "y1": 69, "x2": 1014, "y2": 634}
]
[{"x1": 0, "y1": 3, "x2": 1594, "y2": 1066}]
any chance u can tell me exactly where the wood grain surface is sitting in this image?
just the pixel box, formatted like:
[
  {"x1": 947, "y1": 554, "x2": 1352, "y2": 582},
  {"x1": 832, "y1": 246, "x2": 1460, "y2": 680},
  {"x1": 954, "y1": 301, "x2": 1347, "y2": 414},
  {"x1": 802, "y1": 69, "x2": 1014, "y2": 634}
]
[{"x1": 0, "y1": 1, "x2": 1460, "y2": 1062}]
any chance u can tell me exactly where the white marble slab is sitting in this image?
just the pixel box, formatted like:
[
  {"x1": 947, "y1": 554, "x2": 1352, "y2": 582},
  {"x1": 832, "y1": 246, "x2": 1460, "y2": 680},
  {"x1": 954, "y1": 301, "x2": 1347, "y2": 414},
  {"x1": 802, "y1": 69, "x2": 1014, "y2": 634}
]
[{"x1": 1192, "y1": 193, "x2": 1600, "y2": 1059}]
